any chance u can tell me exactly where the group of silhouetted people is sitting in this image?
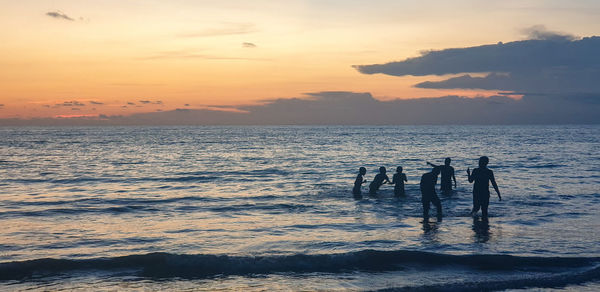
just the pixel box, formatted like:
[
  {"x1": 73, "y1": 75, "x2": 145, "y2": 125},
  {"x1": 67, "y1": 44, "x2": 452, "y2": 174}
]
[{"x1": 353, "y1": 156, "x2": 501, "y2": 219}]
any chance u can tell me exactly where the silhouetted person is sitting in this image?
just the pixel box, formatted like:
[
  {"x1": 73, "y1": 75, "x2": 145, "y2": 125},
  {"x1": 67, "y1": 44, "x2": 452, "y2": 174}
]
[
  {"x1": 427, "y1": 158, "x2": 456, "y2": 193},
  {"x1": 420, "y1": 167, "x2": 442, "y2": 218},
  {"x1": 369, "y1": 166, "x2": 391, "y2": 195},
  {"x1": 467, "y1": 156, "x2": 501, "y2": 218},
  {"x1": 391, "y1": 166, "x2": 408, "y2": 196},
  {"x1": 353, "y1": 167, "x2": 367, "y2": 196}
]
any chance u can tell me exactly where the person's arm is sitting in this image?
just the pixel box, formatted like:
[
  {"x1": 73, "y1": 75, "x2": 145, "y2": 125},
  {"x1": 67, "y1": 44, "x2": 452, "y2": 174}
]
[
  {"x1": 427, "y1": 161, "x2": 437, "y2": 167},
  {"x1": 403, "y1": 173, "x2": 407, "y2": 182},
  {"x1": 467, "y1": 168, "x2": 474, "y2": 183},
  {"x1": 452, "y1": 168, "x2": 457, "y2": 188},
  {"x1": 490, "y1": 170, "x2": 501, "y2": 201},
  {"x1": 384, "y1": 175, "x2": 391, "y2": 184}
]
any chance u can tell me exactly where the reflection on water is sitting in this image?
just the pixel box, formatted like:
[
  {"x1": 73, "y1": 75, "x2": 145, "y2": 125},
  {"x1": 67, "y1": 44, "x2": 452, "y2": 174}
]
[
  {"x1": 472, "y1": 216, "x2": 491, "y2": 243},
  {"x1": 421, "y1": 217, "x2": 441, "y2": 243}
]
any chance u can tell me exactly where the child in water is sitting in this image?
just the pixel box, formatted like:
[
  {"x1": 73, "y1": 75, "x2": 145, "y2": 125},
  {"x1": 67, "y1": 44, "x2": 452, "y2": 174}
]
[
  {"x1": 352, "y1": 167, "x2": 367, "y2": 195},
  {"x1": 369, "y1": 167, "x2": 391, "y2": 195},
  {"x1": 391, "y1": 166, "x2": 408, "y2": 196}
]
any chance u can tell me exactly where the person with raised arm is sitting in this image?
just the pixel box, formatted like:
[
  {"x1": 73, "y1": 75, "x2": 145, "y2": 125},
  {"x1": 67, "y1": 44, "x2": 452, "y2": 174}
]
[
  {"x1": 467, "y1": 156, "x2": 501, "y2": 218},
  {"x1": 427, "y1": 158, "x2": 456, "y2": 193}
]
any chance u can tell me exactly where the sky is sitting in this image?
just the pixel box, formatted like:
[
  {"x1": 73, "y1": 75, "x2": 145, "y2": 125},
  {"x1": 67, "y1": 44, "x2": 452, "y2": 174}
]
[{"x1": 1, "y1": 0, "x2": 600, "y2": 124}]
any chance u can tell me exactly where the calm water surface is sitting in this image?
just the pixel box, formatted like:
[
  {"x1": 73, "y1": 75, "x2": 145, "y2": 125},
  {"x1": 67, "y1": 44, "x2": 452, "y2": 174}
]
[{"x1": 0, "y1": 125, "x2": 599, "y2": 291}]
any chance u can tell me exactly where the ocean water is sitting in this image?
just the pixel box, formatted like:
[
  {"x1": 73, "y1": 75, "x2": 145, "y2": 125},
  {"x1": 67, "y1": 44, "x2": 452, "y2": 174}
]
[{"x1": 0, "y1": 125, "x2": 598, "y2": 291}]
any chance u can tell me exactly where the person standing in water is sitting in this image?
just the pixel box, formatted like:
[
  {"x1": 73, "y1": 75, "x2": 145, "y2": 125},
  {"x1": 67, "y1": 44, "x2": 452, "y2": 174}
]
[
  {"x1": 420, "y1": 167, "x2": 442, "y2": 218},
  {"x1": 391, "y1": 166, "x2": 408, "y2": 196},
  {"x1": 467, "y1": 156, "x2": 501, "y2": 218},
  {"x1": 369, "y1": 167, "x2": 391, "y2": 195},
  {"x1": 427, "y1": 158, "x2": 456, "y2": 193},
  {"x1": 353, "y1": 167, "x2": 367, "y2": 196}
]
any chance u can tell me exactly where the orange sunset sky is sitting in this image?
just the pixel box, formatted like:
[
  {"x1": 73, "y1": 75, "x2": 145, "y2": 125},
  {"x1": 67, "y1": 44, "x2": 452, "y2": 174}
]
[{"x1": 1, "y1": 0, "x2": 600, "y2": 119}]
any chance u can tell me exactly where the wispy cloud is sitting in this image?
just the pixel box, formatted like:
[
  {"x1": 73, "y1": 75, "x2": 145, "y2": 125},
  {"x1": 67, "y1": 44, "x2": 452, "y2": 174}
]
[
  {"x1": 177, "y1": 23, "x2": 256, "y2": 38},
  {"x1": 55, "y1": 114, "x2": 99, "y2": 119},
  {"x1": 89, "y1": 101, "x2": 104, "y2": 105},
  {"x1": 54, "y1": 101, "x2": 85, "y2": 107},
  {"x1": 139, "y1": 50, "x2": 267, "y2": 61},
  {"x1": 46, "y1": 11, "x2": 75, "y2": 21},
  {"x1": 108, "y1": 83, "x2": 165, "y2": 87},
  {"x1": 242, "y1": 42, "x2": 257, "y2": 48},
  {"x1": 139, "y1": 100, "x2": 163, "y2": 105}
]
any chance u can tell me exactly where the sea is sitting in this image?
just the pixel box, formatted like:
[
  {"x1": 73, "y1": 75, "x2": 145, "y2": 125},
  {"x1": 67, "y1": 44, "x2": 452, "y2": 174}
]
[{"x1": 0, "y1": 125, "x2": 598, "y2": 291}]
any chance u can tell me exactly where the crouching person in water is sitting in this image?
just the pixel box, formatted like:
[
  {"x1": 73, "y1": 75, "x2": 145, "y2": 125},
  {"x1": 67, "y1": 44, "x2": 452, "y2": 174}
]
[
  {"x1": 420, "y1": 167, "x2": 442, "y2": 219},
  {"x1": 467, "y1": 156, "x2": 501, "y2": 219},
  {"x1": 353, "y1": 167, "x2": 367, "y2": 197},
  {"x1": 369, "y1": 167, "x2": 391, "y2": 195}
]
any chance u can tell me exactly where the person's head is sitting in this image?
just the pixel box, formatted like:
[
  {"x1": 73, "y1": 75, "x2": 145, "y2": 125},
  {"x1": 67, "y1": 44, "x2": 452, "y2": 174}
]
[
  {"x1": 444, "y1": 158, "x2": 451, "y2": 166},
  {"x1": 396, "y1": 166, "x2": 403, "y2": 173},
  {"x1": 359, "y1": 167, "x2": 366, "y2": 175},
  {"x1": 379, "y1": 166, "x2": 386, "y2": 174},
  {"x1": 432, "y1": 167, "x2": 441, "y2": 176},
  {"x1": 478, "y1": 156, "x2": 489, "y2": 168}
]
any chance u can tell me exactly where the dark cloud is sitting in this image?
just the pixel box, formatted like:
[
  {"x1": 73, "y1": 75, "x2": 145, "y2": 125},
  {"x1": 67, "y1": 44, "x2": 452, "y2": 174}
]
[
  {"x1": 55, "y1": 101, "x2": 85, "y2": 107},
  {"x1": 89, "y1": 101, "x2": 104, "y2": 105},
  {"x1": 139, "y1": 100, "x2": 162, "y2": 105},
  {"x1": 177, "y1": 23, "x2": 255, "y2": 38},
  {"x1": 4, "y1": 91, "x2": 597, "y2": 126},
  {"x1": 242, "y1": 42, "x2": 257, "y2": 48},
  {"x1": 235, "y1": 92, "x2": 598, "y2": 125},
  {"x1": 522, "y1": 25, "x2": 577, "y2": 41},
  {"x1": 355, "y1": 33, "x2": 600, "y2": 94},
  {"x1": 354, "y1": 35, "x2": 599, "y2": 77},
  {"x1": 127, "y1": 102, "x2": 135, "y2": 105},
  {"x1": 46, "y1": 11, "x2": 75, "y2": 21}
]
